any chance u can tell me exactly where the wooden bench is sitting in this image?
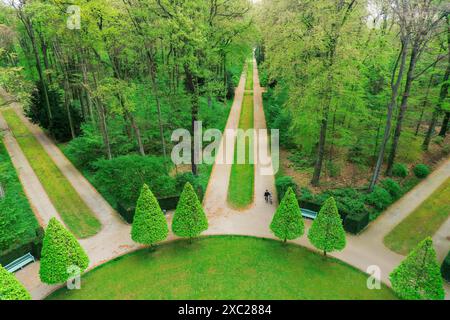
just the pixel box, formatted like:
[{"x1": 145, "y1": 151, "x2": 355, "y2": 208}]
[
  {"x1": 301, "y1": 208, "x2": 318, "y2": 220},
  {"x1": 4, "y1": 253, "x2": 35, "y2": 273}
]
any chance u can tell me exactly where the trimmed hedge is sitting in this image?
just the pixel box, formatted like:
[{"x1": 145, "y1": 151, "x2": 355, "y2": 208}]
[
  {"x1": 0, "y1": 226, "x2": 44, "y2": 265},
  {"x1": 442, "y1": 251, "x2": 450, "y2": 283},
  {"x1": 275, "y1": 176, "x2": 299, "y2": 200},
  {"x1": 344, "y1": 212, "x2": 370, "y2": 234},
  {"x1": 0, "y1": 265, "x2": 31, "y2": 300},
  {"x1": 118, "y1": 196, "x2": 180, "y2": 224},
  {"x1": 299, "y1": 199, "x2": 369, "y2": 234},
  {"x1": 0, "y1": 141, "x2": 40, "y2": 259}
]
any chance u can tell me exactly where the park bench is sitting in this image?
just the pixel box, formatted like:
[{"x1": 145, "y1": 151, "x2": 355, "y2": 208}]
[
  {"x1": 4, "y1": 253, "x2": 35, "y2": 273},
  {"x1": 301, "y1": 208, "x2": 318, "y2": 220}
]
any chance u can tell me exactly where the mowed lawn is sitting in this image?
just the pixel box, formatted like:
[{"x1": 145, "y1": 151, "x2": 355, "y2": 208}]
[
  {"x1": 2, "y1": 109, "x2": 101, "y2": 238},
  {"x1": 227, "y1": 87, "x2": 254, "y2": 208},
  {"x1": 384, "y1": 177, "x2": 450, "y2": 255},
  {"x1": 47, "y1": 236, "x2": 397, "y2": 300}
]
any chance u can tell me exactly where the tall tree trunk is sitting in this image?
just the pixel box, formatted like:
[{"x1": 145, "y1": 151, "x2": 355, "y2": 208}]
[
  {"x1": 185, "y1": 66, "x2": 199, "y2": 176},
  {"x1": 386, "y1": 44, "x2": 419, "y2": 176},
  {"x1": 439, "y1": 112, "x2": 450, "y2": 137},
  {"x1": 369, "y1": 39, "x2": 409, "y2": 192},
  {"x1": 125, "y1": 110, "x2": 145, "y2": 156},
  {"x1": 424, "y1": 16, "x2": 450, "y2": 147},
  {"x1": 415, "y1": 73, "x2": 434, "y2": 136},
  {"x1": 18, "y1": 12, "x2": 53, "y2": 124},
  {"x1": 146, "y1": 49, "x2": 167, "y2": 159}
]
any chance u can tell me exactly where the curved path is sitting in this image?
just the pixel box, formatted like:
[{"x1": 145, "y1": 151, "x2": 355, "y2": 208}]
[{"x1": 1, "y1": 58, "x2": 449, "y2": 299}]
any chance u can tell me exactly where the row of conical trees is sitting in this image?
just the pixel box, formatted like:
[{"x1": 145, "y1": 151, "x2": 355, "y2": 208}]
[
  {"x1": 269, "y1": 187, "x2": 445, "y2": 300},
  {"x1": 0, "y1": 184, "x2": 446, "y2": 300}
]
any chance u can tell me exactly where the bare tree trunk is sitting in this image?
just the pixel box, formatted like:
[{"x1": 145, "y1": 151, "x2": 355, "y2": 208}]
[
  {"x1": 185, "y1": 66, "x2": 199, "y2": 176},
  {"x1": 439, "y1": 112, "x2": 450, "y2": 137},
  {"x1": 424, "y1": 16, "x2": 450, "y2": 147},
  {"x1": 415, "y1": 73, "x2": 434, "y2": 136},
  {"x1": 386, "y1": 44, "x2": 419, "y2": 175},
  {"x1": 369, "y1": 39, "x2": 409, "y2": 192},
  {"x1": 17, "y1": 11, "x2": 53, "y2": 124}
]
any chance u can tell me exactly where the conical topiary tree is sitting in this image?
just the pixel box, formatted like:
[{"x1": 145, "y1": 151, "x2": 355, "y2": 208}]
[
  {"x1": 172, "y1": 182, "x2": 208, "y2": 241},
  {"x1": 0, "y1": 265, "x2": 31, "y2": 300},
  {"x1": 270, "y1": 187, "x2": 304, "y2": 242},
  {"x1": 131, "y1": 184, "x2": 168, "y2": 246},
  {"x1": 307, "y1": 197, "x2": 346, "y2": 256},
  {"x1": 390, "y1": 237, "x2": 444, "y2": 300},
  {"x1": 39, "y1": 218, "x2": 89, "y2": 284}
]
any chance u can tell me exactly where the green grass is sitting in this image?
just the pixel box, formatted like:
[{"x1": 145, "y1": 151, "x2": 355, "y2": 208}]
[
  {"x1": 384, "y1": 178, "x2": 450, "y2": 255},
  {"x1": 1, "y1": 110, "x2": 101, "y2": 238},
  {"x1": 47, "y1": 236, "x2": 397, "y2": 300},
  {"x1": 227, "y1": 93, "x2": 254, "y2": 208},
  {"x1": 245, "y1": 60, "x2": 253, "y2": 91},
  {"x1": 0, "y1": 140, "x2": 39, "y2": 255}
]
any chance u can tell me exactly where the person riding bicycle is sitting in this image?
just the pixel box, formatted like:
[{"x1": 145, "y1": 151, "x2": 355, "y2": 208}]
[{"x1": 264, "y1": 190, "x2": 271, "y2": 203}]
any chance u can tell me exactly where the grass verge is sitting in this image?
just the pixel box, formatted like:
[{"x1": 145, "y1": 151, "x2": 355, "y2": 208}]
[
  {"x1": 227, "y1": 62, "x2": 254, "y2": 208},
  {"x1": 2, "y1": 110, "x2": 101, "y2": 238},
  {"x1": 384, "y1": 177, "x2": 450, "y2": 255},
  {"x1": 47, "y1": 236, "x2": 397, "y2": 300}
]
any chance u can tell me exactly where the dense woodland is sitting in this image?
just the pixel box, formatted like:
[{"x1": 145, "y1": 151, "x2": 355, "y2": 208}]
[
  {"x1": 0, "y1": 0, "x2": 253, "y2": 210},
  {"x1": 254, "y1": 0, "x2": 450, "y2": 222},
  {"x1": 0, "y1": 0, "x2": 449, "y2": 220}
]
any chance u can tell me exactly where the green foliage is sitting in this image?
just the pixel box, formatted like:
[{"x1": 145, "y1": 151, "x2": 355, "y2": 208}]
[
  {"x1": 175, "y1": 172, "x2": 205, "y2": 200},
  {"x1": 433, "y1": 136, "x2": 444, "y2": 146},
  {"x1": 39, "y1": 218, "x2": 89, "y2": 284},
  {"x1": 0, "y1": 265, "x2": 31, "y2": 300},
  {"x1": 365, "y1": 186, "x2": 393, "y2": 210},
  {"x1": 442, "y1": 251, "x2": 450, "y2": 283},
  {"x1": 270, "y1": 188, "x2": 304, "y2": 242},
  {"x1": 316, "y1": 188, "x2": 366, "y2": 217},
  {"x1": 25, "y1": 82, "x2": 82, "y2": 142},
  {"x1": 93, "y1": 155, "x2": 176, "y2": 209},
  {"x1": 381, "y1": 179, "x2": 402, "y2": 199},
  {"x1": 275, "y1": 176, "x2": 298, "y2": 200},
  {"x1": 390, "y1": 237, "x2": 444, "y2": 300},
  {"x1": 131, "y1": 184, "x2": 168, "y2": 246},
  {"x1": 392, "y1": 163, "x2": 409, "y2": 178},
  {"x1": 0, "y1": 141, "x2": 39, "y2": 253},
  {"x1": 413, "y1": 164, "x2": 431, "y2": 179},
  {"x1": 172, "y1": 183, "x2": 208, "y2": 239},
  {"x1": 298, "y1": 187, "x2": 314, "y2": 202},
  {"x1": 308, "y1": 197, "x2": 346, "y2": 255},
  {"x1": 63, "y1": 124, "x2": 104, "y2": 170}
]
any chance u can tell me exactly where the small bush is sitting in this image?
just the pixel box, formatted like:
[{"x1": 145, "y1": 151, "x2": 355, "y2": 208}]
[
  {"x1": 392, "y1": 163, "x2": 408, "y2": 178},
  {"x1": 433, "y1": 136, "x2": 444, "y2": 146},
  {"x1": 365, "y1": 186, "x2": 393, "y2": 210},
  {"x1": 442, "y1": 252, "x2": 450, "y2": 283},
  {"x1": 381, "y1": 179, "x2": 402, "y2": 199},
  {"x1": 275, "y1": 176, "x2": 298, "y2": 200},
  {"x1": 413, "y1": 164, "x2": 430, "y2": 179}
]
